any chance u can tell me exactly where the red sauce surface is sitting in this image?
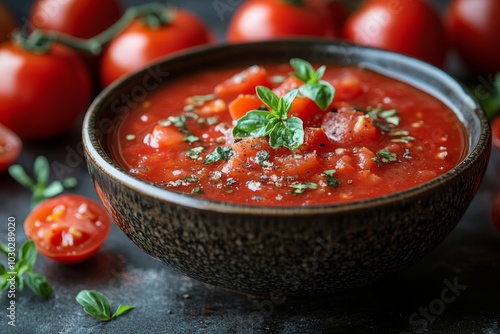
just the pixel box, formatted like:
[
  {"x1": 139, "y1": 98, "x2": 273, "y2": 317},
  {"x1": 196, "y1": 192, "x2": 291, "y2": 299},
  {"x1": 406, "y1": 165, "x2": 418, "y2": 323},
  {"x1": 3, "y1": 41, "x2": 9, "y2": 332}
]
[{"x1": 110, "y1": 63, "x2": 467, "y2": 206}]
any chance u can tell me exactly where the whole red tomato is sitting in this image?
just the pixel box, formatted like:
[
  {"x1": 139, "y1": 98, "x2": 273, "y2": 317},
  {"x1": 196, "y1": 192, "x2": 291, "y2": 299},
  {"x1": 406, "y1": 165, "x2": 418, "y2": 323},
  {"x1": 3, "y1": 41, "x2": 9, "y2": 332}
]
[
  {"x1": 446, "y1": 0, "x2": 500, "y2": 75},
  {"x1": 0, "y1": 42, "x2": 92, "y2": 140},
  {"x1": 29, "y1": 0, "x2": 124, "y2": 39},
  {"x1": 0, "y1": 1, "x2": 17, "y2": 42},
  {"x1": 343, "y1": 0, "x2": 447, "y2": 67},
  {"x1": 325, "y1": 0, "x2": 351, "y2": 35},
  {"x1": 226, "y1": 0, "x2": 337, "y2": 42},
  {"x1": 100, "y1": 8, "x2": 215, "y2": 87}
]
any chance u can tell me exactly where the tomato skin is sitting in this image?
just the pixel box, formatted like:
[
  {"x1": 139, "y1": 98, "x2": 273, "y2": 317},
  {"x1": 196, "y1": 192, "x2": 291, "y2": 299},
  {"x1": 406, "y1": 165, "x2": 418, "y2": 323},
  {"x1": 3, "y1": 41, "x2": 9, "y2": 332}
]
[
  {"x1": 100, "y1": 9, "x2": 215, "y2": 87},
  {"x1": 0, "y1": 2, "x2": 17, "y2": 43},
  {"x1": 446, "y1": 0, "x2": 500, "y2": 75},
  {"x1": 492, "y1": 116, "x2": 500, "y2": 151},
  {"x1": 226, "y1": 0, "x2": 337, "y2": 42},
  {"x1": 24, "y1": 194, "x2": 111, "y2": 263},
  {"x1": 29, "y1": 0, "x2": 123, "y2": 39},
  {"x1": 0, "y1": 123, "x2": 22, "y2": 172},
  {"x1": 325, "y1": 0, "x2": 351, "y2": 35},
  {"x1": 343, "y1": 0, "x2": 447, "y2": 67},
  {"x1": 0, "y1": 42, "x2": 92, "y2": 140}
]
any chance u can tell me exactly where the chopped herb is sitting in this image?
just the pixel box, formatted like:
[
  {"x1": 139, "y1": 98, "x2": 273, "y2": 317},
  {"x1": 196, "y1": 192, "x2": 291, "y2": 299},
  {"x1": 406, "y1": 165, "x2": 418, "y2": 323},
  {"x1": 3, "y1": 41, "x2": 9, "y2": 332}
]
[
  {"x1": 226, "y1": 189, "x2": 234, "y2": 194},
  {"x1": 191, "y1": 186, "x2": 203, "y2": 194},
  {"x1": 207, "y1": 117, "x2": 219, "y2": 125},
  {"x1": 365, "y1": 106, "x2": 401, "y2": 132},
  {"x1": 373, "y1": 149, "x2": 398, "y2": 164},
  {"x1": 186, "y1": 146, "x2": 204, "y2": 160},
  {"x1": 255, "y1": 150, "x2": 273, "y2": 167},
  {"x1": 185, "y1": 93, "x2": 216, "y2": 106},
  {"x1": 125, "y1": 134, "x2": 136, "y2": 140},
  {"x1": 323, "y1": 170, "x2": 339, "y2": 188},
  {"x1": 184, "y1": 175, "x2": 199, "y2": 182},
  {"x1": 203, "y1": 146, "x2": 235, "y2": 164},
  {"x1": 184, "y1": 134, "x2": 201, "y2": 143},
  {"x1": 226, "y1": 178, "x2": 237, "y2": 186},
  {"x1": 158, "y1": 115, "x2": 187, "y2": 128},
  {"x1": 291, "y1": 182, "x2": 317, "y2": 194}
]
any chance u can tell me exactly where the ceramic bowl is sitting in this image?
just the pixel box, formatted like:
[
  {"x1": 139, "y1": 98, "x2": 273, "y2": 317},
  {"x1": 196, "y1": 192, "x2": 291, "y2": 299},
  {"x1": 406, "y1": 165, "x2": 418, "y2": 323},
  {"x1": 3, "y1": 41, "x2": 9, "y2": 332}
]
[{"x1": 82, "y1": 40, "x2": 491, "y2": 296}]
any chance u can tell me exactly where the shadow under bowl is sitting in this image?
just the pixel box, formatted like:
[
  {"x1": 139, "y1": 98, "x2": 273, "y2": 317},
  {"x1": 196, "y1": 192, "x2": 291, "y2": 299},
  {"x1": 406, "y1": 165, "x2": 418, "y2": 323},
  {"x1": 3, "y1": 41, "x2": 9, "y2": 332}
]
[{"x1": 82, "y1": 39, "x2": 491, "y2": 296}]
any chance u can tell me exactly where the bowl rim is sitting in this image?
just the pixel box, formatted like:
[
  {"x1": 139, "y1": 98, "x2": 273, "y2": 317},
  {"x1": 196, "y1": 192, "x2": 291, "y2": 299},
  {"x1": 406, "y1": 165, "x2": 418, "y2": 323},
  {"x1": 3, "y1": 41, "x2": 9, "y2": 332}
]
[{"x1": 83, "y1": 39, "x2": 491, "y2": 216}]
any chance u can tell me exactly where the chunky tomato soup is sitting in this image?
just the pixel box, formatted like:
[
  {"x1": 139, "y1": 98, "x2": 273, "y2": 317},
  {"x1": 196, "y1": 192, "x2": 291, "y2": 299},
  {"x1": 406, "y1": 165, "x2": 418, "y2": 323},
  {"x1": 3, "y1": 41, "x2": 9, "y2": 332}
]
[{"x1": 110, "y1": 61, "x2": 467, "y2": 206}]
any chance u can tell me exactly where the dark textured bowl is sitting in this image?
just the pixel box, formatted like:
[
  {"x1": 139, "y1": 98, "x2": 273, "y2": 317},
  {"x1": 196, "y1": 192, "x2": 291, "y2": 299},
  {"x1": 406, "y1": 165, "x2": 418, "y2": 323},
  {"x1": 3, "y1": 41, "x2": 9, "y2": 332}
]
[{"x1": 82, "y1": 40, "x2": 491, "y2": 296}]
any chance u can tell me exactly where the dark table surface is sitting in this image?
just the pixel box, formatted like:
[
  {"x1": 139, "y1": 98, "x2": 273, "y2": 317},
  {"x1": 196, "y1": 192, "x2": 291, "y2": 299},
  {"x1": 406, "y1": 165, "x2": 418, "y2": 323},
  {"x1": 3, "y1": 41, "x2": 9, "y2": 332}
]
[{"x1": 1, "y1": 1, "x2": 500, "y2": 333}]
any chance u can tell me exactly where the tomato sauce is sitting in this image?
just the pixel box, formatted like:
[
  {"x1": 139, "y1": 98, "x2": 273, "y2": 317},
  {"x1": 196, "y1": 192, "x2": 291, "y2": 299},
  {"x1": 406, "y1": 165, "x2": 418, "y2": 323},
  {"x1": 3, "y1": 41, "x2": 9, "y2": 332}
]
[{"x1": 110, "y1": 63, "x2": 467, "y2": 206}]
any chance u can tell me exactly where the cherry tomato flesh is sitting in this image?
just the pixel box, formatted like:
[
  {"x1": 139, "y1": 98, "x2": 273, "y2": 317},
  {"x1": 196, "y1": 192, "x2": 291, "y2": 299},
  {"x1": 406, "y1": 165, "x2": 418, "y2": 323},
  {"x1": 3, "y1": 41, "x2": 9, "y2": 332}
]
[
  {"x1": 0, "y1": 123, "x2": 22, "y2": 172},
  {"x1": 24, "y1": 194, "x2": 111, "y2": 263}
]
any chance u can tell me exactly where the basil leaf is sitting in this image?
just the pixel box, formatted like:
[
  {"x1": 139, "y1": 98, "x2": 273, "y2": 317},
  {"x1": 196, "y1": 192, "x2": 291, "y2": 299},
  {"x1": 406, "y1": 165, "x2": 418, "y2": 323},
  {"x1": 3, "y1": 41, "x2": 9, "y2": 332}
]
[
  {"x1": 282, "y1": 89, "x2": 299, "y2": 115},
  {"x1": 0, "y1": 242, "x2": 8, "y2": 257},
  {"x1": 18, "y1": 240, "x2": 38, "y2": 270},
  {"x1": 203, "y1": 146, "x2": 234, "y2": 164},
  {"x1": 269, "y1": 117, "x2": 304, "y2": 150},
  {"x1": 256, "y1": 86, "x2": 279, "y2": 110},
  {"x1": 0, "y1": 274, "x2": 8, "y2": 290},
  {"x1": 315, "y1": 66, "x2": 326, "y2": 83},
  {"x1": 76, "y1": 290, "x2": 112, "y2": 321},
  {"x1": 232, "y1": 110, "x2": 270, "y2": 138},
  {"x1": 25, "y1": 271, "x2": 53, "y2": 297},
  {"x1": 299, "y1": 82, "x2": 335, "y2": 111},
  {"x1": 112, "y1": 305, "x2": 135, "y2": 319},
  {"x1": 34, "y1": 156, "x2": 50, "y2": 186},
  {"x1": 290, "y1": 58, "x2": 314, "y2": 83},
  {"x1": 8, "y1": 165, "x2": 35, "y2": 189}
]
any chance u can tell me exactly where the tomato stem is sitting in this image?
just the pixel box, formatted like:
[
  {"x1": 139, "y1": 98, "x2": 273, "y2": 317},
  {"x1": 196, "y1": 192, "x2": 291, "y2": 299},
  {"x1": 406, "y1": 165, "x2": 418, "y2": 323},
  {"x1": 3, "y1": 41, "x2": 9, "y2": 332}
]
[
  {"x1": 284, "y1": 0, "x2": 305, "y2": 5},
  {"x1": 13, "y1": 2, "x2": 170, "y2": 55}
]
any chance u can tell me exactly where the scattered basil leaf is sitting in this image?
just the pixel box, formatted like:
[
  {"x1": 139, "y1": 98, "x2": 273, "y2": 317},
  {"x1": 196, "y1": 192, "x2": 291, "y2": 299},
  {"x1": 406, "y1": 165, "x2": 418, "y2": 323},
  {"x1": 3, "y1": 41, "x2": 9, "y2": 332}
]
[
  {"x1": 0, "y1": 240, "x2": 52, "y2": 297},
  {"x1": 8, "y1": 156, "x2": 78, "y2": 208},
  {"x1": 323, "y1": 170, "x2": 339, "y2": 188},
  {"x1": 76, "y1": 290, "x2": 134, "y2": 322},
  {"x1": 291, "y1": 182, "x2": 318, "y2": 194},
  {"x1": 375, "y1": 149, "x2": 398, "y2": 164}
]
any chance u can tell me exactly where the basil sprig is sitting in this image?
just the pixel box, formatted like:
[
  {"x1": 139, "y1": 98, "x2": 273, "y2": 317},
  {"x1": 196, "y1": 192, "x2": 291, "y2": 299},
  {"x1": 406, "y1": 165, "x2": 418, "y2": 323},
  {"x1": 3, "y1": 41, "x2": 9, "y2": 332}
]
[
  {"x1": 0, "y1": 240, "x2": 53, "y2": 297},
  {"x1": 76, "y1": 289, "x2": 134, "y2": 321},
  {"x1": 290, "y1": 58, "x2": 335, "y2": 111},
  {"x1": 233, "y1": 86, "x2": 304, "y2": 150}
]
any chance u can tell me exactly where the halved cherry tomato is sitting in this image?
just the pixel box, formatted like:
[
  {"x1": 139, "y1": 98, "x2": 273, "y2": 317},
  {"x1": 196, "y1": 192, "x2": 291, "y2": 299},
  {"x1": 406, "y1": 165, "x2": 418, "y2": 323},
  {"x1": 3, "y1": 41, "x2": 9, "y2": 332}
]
[
  {"x1": 492, "y1": 116, "x2": 500, "y2": 150},
  {"x1": 0, "y1": 42, "x2": 92, "y2": 140},
  {"x1": 446, "y1": 0, "x2": 500, "y2": 75},
  {"x1": 214, "y1": 65, "x2": 271, "y2": 99},
  {"x1": 492, "y1": 191, "x2": 500, "y2": 232},
  {"x1": 100, "y1": 9, "x2": 215, "y2": 87},
  {"x1": 0, "y1": 123, "x2": 22, "y2": 172},
  {"x1": 24, "y1": 194, "x2": 111, "y2": 263},
  {"x1": 0, "y1": 1, "x2": 17, "y2": 43},
  {"x1": 343, "y1": 0, "x2": 447, "y2": 67},
  {"x1": 228, "y1": 94, "x2": 263, "y2": 120},
  {"x1": 226, "y1": 0, "x2": 337, "y2": 42}
]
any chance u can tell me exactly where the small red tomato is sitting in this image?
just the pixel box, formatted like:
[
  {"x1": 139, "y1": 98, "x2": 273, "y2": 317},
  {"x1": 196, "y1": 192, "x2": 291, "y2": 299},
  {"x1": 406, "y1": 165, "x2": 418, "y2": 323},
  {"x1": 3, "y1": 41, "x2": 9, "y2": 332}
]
[
  {"x1": 0, "y1": 42, "x2": 92, "y2": 140},
  {"x1": 0, "y1": 1, "x2": 17, "y2": 42},
  {"x1": 446, "y1": 0, "x2": 500, "y2": 75},
  {"x1": 100, "y1": 8, "x2": 215, "y2": 87},
  {"x1": 0, "y1": 123, "x2": 22, "y2": 172},
  {"x1": 29, "y1": 0, "x2": 124, "y2": 39},
  {"x1": 492, "y1": 191, "x2": 500, "y2": 232},
  {"x1": 226, "y1": 0, "x2": 337, "y2": 42},
  {"x1": 24, "y1": 194, "x2": 111, "y2": 263},
  {"x1": 343, "y1": 0, "x2": 447, "y2": 67},
  {"x1": 492, "y1": 116, "x2": 500, "y2": 151}
]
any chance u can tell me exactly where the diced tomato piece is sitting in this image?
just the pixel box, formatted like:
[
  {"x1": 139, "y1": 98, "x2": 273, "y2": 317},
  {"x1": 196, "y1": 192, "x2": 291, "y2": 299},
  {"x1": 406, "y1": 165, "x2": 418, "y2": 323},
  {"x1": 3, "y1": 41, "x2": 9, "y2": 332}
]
[
  {"x1": 335, "y1": 154, "x2": 356, "y2": 176},
  {"x1": 214, "y1": 65, "x2": 271, "y2": 99},
  {"x1": 322, "y1": 110, "x2": 379, "y2": 145},
  {"x1": 357, "y1": 170, "x2": 383, "y2": 185},
  {"x1": 355, "y1": 147, "x2": 378, "y2": 170},
  {"x1": 274, "y1": 152, "x2": 321, "y2": 177},
  {"x1": 274, "y1": 76, "x2": 303, "y2": 97},
  {"x1": 302, "y1": 127, "x2": 332, "y2": 152},
  {"x1": 289, "y1": 96, "x2": 324, "y2": 127},
  {"x1": 332, "y1": 75, "x2": 365, "y2": 101},
  {"x1": 231, "y1": 137, "x2": 271, "y2": 158},
  {"x1": 199, "y1": 98, "x2": 227, "y2": 116},
  {"x1": 228, "y1": 94, "x2": 263, "y2": 120},
  {"x1": 145, "y1": 124, "x2": 185, "y2": 149}
]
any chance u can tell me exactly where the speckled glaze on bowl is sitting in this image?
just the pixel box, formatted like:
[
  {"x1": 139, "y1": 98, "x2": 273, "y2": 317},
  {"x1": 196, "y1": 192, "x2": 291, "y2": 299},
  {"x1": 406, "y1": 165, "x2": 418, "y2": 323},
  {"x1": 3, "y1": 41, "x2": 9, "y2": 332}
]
[{"x1": 83, "y1": 40, "x2": 491, "y2": 296}]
